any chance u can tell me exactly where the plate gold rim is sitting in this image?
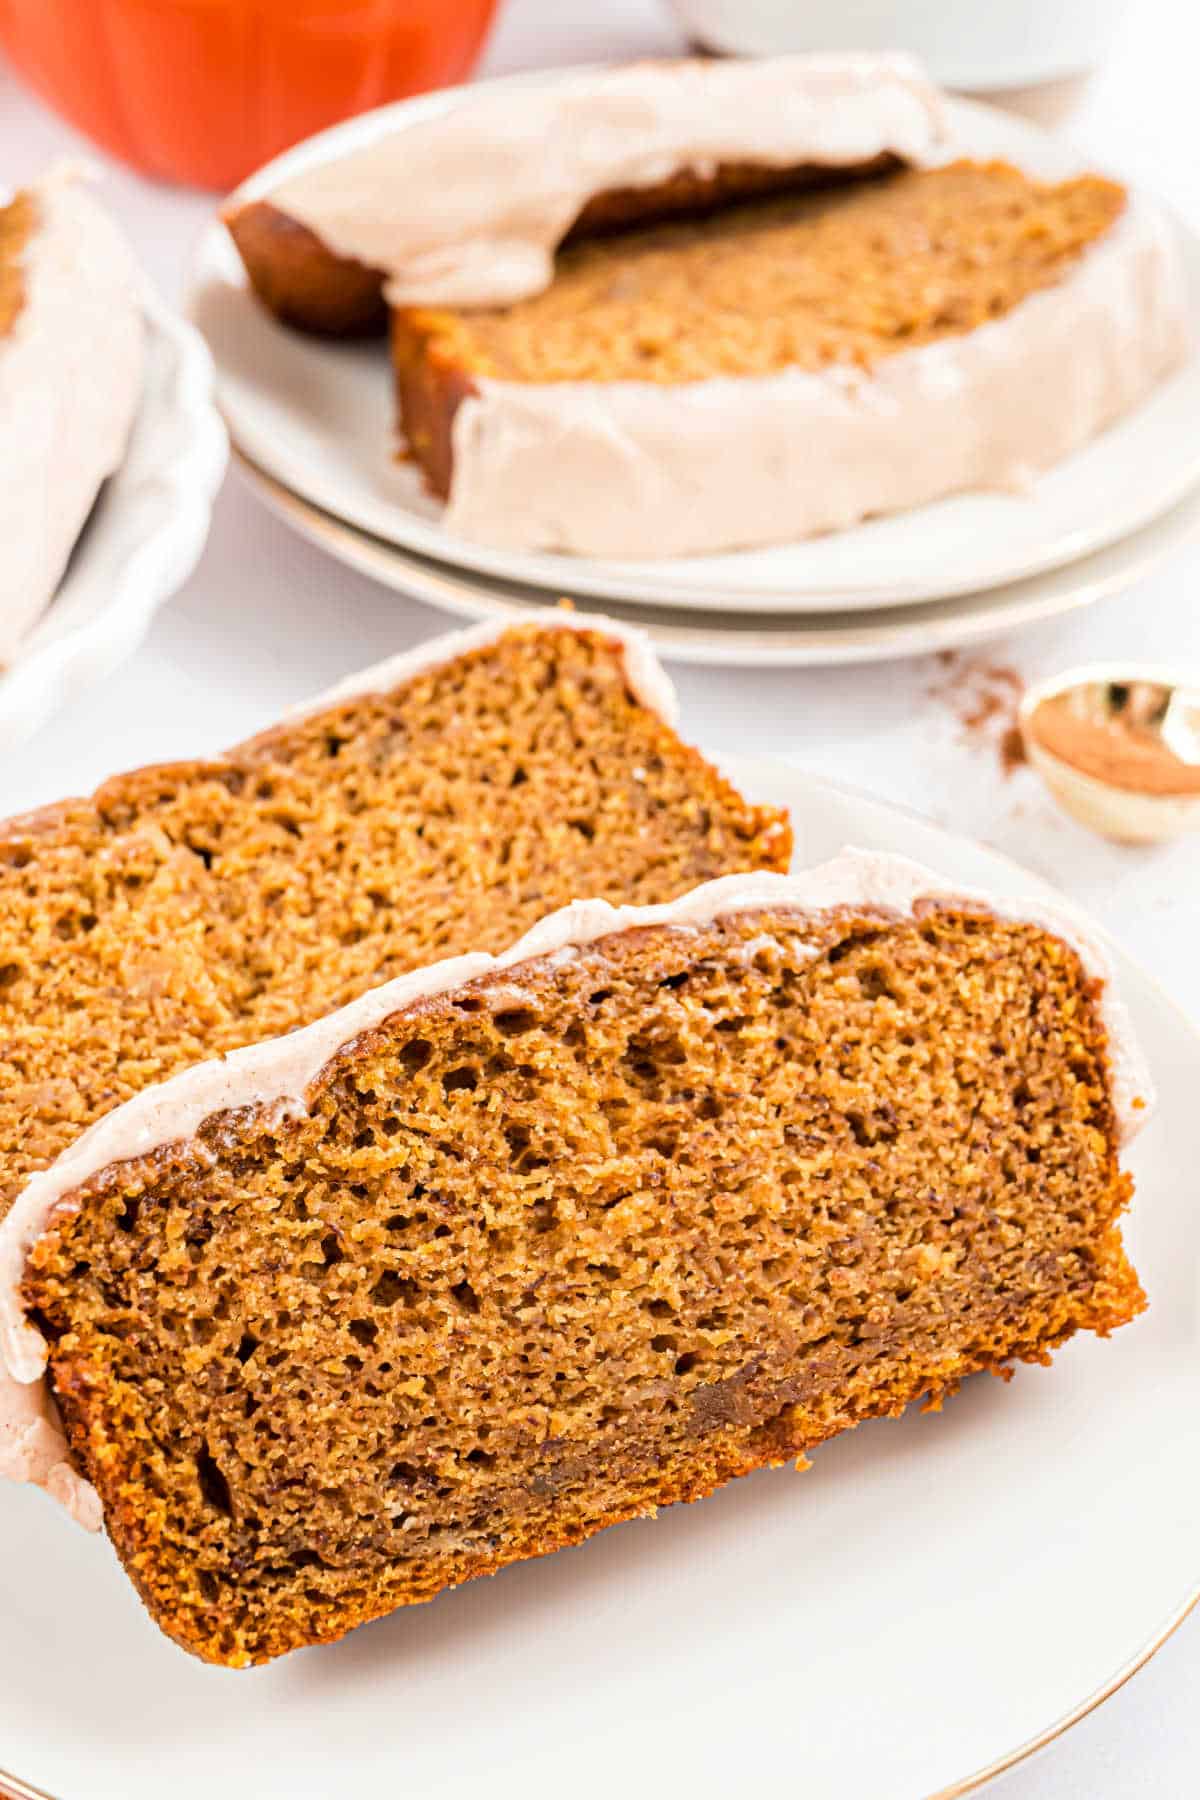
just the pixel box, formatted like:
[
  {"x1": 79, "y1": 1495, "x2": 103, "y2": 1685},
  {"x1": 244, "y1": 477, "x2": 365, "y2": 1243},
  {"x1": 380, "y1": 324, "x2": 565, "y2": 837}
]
[{"x1": 3, "y1": 1588, "x2": 1195, "y2": 1800}]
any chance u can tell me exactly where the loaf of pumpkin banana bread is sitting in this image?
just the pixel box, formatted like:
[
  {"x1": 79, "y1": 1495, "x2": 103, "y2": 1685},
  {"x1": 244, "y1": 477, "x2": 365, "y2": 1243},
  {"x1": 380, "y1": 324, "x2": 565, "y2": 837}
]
[{"x1": 222, "y1": 54, "x2": 1185, "y2": 558}]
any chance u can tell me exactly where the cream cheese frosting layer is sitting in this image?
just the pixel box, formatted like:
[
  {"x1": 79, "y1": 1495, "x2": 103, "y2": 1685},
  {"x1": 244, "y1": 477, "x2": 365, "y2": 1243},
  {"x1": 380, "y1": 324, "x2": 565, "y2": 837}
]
[
  {"x1": 441, "y1": 195, "x2": 1190, "y2": 558},
  {"x1": 0, "y1": 167, "x2": 144, "y2": 663},
  {"x1": 267, "y1": 53, "x2": 948, "y2": 310},
  {"x1": 0, "y1": 848, "x2": 1153, "y2": 1527},
  {"x1": 288, "y1": 610, "x2": 680, "y2": 730}
]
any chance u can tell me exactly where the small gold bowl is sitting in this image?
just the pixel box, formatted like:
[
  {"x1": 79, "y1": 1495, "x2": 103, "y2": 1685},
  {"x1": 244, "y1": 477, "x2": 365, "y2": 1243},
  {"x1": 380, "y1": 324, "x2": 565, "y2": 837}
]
[{"x1": 1018, "y1": 663, "x2": 1200, "y2": 845}]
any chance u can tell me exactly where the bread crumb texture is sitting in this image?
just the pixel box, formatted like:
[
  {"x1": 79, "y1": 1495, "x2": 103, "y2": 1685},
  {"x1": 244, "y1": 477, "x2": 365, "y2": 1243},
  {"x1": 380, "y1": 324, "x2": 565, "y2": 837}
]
[
  {"x1": 26, "y1": 904, "x2": 1140, "y2": 1665},
  {"x1": 413, "y1": 161, "x2": 1125, "y2": 385},
  {"x1": 0, "y1": 624, "x2": 788, "y2": 1217}
]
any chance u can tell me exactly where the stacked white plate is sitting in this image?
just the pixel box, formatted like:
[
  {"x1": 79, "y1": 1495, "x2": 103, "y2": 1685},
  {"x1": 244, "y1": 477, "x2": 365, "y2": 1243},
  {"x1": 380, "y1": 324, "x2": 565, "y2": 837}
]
[{"x1": 190, "y1": 75, "x2": 1200, "y2": 666}]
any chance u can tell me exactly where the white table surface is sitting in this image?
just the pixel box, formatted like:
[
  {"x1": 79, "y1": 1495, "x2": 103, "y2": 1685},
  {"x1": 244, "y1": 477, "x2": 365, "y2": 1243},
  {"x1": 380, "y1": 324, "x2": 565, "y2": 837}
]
[{"x1": 2, "y1": 1, "x2": 1198, "y2": 1792}]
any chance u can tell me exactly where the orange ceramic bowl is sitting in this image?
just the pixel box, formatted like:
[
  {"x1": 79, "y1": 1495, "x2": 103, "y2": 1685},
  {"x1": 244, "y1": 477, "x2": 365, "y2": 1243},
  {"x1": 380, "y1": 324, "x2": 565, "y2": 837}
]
[{"x1": 0, "y1": 0, "x2": 500, "y2": 190}]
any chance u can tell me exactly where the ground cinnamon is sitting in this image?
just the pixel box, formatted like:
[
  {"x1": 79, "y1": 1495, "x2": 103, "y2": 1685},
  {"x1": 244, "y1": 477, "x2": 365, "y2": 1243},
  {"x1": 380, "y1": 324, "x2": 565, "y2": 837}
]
[
  {"x1": 1029, "y1": 690, "x2": 1200, "y2": 796},
  {"x1": 929, "y1": 652, "x2": 1027, "y2": 778}
]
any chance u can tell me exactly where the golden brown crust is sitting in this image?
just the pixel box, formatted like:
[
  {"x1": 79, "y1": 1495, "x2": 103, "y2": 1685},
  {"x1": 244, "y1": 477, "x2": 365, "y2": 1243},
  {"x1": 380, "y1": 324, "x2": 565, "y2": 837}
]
[
  {"x1": 55, "y1": 1332, "x2": 1076, "y2": 1665},
  {"x1": 224, "y1": 200, "x2": 388, "y2": 336},
  {"x1": 563, "y1": 154, "x2": 899, "y2": 241}
]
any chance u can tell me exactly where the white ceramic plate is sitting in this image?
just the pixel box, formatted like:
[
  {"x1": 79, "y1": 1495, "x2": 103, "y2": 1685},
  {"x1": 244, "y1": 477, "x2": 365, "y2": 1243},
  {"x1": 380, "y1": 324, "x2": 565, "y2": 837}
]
[
  {"x1": 0, "y1": 291, "x2": 227, "y2": 749},
  {"x1": 1, "y1": 763, "x2": 1196, "y2": 1800},
  {"x1": 235, "y1": 448, "x2": 1200, "y2": 667},
  {"x1": 190, "y1": 76, "x2": 1200, "y2": 614}
]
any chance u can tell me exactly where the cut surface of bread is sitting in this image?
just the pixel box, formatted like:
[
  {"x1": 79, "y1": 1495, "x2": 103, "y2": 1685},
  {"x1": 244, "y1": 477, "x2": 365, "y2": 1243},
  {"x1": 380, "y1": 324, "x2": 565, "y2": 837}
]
[
  {"x1": 228, "y1": 157, "x2": 899, "y2": 339},
  {"x1": 22, "y1": 876, "x2": 1144, "y2": 1665},
  {"x1": 394, "y1": 160, "x2": 1126, "y2": 497},
  {"x1": 0, "y1": 190, "x2": 36, "y2": 338},
  {"x1": 405, "y1": 162, "x2": 1125, "y2": 386},
  {"x1": 0, "y1": 621, "x2": 788, "y2": 1218}
]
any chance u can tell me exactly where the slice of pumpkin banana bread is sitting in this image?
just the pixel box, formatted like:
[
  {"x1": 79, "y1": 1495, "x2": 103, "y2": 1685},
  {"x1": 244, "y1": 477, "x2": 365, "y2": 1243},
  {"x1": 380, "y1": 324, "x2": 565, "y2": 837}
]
[
  {"x1": 4, "y1": 854, "x2": 1149, "y2": 1664},
  {"x1": 0, "y1": 614, "x2": 788, "y2": 1234}
]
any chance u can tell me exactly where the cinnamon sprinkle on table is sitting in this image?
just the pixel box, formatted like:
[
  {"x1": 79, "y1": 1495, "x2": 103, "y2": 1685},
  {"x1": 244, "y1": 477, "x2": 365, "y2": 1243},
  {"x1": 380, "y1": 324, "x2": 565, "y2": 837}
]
[{"x1": 929, "y1": 653, "x2": 1027, "y2": 778}]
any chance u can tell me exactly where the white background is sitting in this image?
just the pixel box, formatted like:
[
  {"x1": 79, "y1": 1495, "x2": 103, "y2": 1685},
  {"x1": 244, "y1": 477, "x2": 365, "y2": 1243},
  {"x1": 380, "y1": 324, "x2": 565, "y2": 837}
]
[{"x1": 1, "y1": 0, "x2": 1198, "y2": 1791}]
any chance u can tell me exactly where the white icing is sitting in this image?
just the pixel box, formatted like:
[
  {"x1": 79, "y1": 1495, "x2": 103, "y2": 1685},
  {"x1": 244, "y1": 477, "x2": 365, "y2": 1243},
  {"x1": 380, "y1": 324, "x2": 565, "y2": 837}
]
[
  {"x1": 254, "y1": 54, "x2": 1187, "y2": 556},
  {"x1": 288, "y1": 610, "x2": 680, "y2": 729},
  {"x1": 442, "y1": 196, "x2": 1190, "y2": 556},
  {"x1": 0, "y1": 166, "x2": 145, "y2": 663},
  {"x1": 266, "y1": 53, "x2": 949, "y2": 310},
  {"x1": 0, "y1": 1378, "x2": 101, "y2": 1531},
  {"x1": 0, "y1": 848, "x2": 1153, "y2": 1527}
]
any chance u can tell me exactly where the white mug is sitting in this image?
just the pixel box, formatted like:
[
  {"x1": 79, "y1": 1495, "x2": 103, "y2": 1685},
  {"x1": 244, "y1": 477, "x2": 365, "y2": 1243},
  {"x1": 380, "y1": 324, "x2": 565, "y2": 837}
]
[{"x1": 667, "y1": 0, "x2": 1129, "y2": 91}]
